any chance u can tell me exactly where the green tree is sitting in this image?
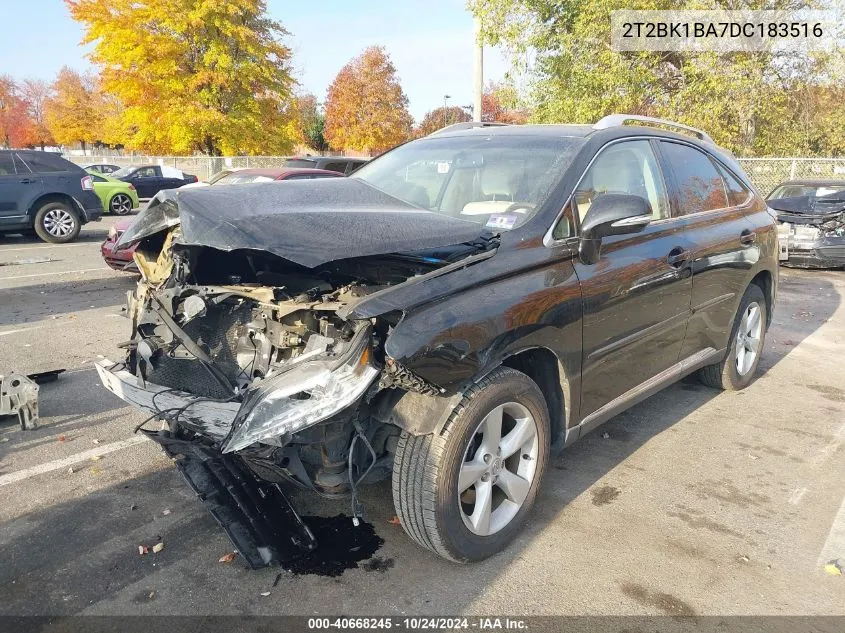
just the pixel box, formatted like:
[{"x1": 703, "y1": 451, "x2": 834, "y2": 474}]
[
  {"x1": 469, "y1": 0, "x2": 843, "y2": 156},
  {"x1": 296, "y1": 93, "x2": 328, "y2": 152},
  {"x1": 67, "y1": 0, "x2": 298, "y2": 155}
]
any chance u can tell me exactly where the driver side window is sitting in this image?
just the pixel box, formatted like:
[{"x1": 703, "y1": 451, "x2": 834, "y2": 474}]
[{"x1": 574, "y1": 140, "x2": 669, "y2": 226}]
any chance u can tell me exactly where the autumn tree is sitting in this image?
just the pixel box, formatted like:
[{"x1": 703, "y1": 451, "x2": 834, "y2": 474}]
[
  {"x1": 296, "y1": 93, "x2": 328, "y2": 152},
  {"x1": 324, "y1": 47, "x2": 412, "y2": 153},
  {"x1": 0, "y1": 77, "x2": 32, "y2": 148},
  {"x1": 482, "y1": 82, "x2": 529, "y2": 124},
  {"x1": 416, "y1": 106, "x2": 471, "y2": 136},
  {"x1": 44, "y1": 67, "x2": 103, "y2": 152},
  {"x1": 66, "y1": 0, "x2": 298, "y2": 155},
  {"x1": 19, "y1": 79, "x2": 54, "y2": 149},
  {"x1": 469, "y1": 0, "x2": 843, "y2": 156}
]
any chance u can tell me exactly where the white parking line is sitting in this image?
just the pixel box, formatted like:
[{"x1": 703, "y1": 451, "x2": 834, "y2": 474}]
[
  {"x1": 0, "y1": 242, "x2": 96, "y2": 253},
  {"x1": 818, "y1": 492, "x2": 845, "y2": 566},
  {"x1": 0, "y1": 267, "x2": 110, "y2": 281},
  {"x1": 0, "y1": 326, "x2": 43, "y2": 337},
  {"x1": 0, "y1": 435, "x2": 148, "y2": 487}
]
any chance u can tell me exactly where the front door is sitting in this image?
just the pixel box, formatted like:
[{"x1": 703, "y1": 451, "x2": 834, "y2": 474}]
[{"x1": 573, "y1": 139, "x2": 693, "y2": 420}]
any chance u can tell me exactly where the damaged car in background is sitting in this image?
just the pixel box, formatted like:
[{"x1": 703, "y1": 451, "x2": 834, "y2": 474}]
[
  {"x1": 98, "y1": 116, "x2": 778, "y2": 567},
  {"x1": 768, "y1": 180, "x2": 845, "y2": 268}
]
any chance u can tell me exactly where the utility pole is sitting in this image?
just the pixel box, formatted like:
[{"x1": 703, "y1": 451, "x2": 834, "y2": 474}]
[
  {"x1": 443, "y1": 94, "x2": 451, "y2": 127},
  {"x1": 473, "y1": 16, "x2": 483, "y2": 122}
]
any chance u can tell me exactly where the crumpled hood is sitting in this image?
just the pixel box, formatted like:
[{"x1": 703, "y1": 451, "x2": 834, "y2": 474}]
[
  {"x1": 117, "y1": 178, "x2": 486, "y2": 268},
  {"x1": 769, "y1": 194, "x2": 845, "y2": 225}
]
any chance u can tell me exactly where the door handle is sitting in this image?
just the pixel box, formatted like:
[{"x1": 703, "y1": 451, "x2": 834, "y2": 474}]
[
  {"x1": 667, "y1": 247, "x2": 690, "y2": 267},
  {"x1": 19, "y1": 178, "x2": 35, "y2": 184},
  {"x1": 740, "y1": 229, "x2": 756, "y2": 246}
]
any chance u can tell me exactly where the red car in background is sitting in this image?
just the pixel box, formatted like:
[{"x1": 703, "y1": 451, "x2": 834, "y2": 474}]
[{"x1": 101, "y1": 168, "x2": 344, "y2": 272}]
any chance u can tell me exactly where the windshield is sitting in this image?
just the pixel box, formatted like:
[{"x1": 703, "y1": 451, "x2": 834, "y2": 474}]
[
  {"x1": 215, "y1": 173, "x2": 276, "y2": 185},
  {"x1": 111, "y1": 167, "x2": 135, "y2": 179},
  {"x1": 351, "y1": 135, "x2": 584, "y2": 230},
  {"x1": 769, "y1": 184, "x2": 845, "y2": 199}
]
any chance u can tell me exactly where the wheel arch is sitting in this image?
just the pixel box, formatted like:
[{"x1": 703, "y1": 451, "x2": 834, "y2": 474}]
[
  {"x1": 27, "y1": 192, "x2": 80, "y2": 219},
  {"x1": 749, "y1": 269, "x2": 775, "y2": 327}
]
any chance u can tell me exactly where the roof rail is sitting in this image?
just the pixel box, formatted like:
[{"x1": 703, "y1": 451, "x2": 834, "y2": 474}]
[
  {"x1": 429, "y1": 121, "x2": 511, "y2": 136},
  {"x1": 593, "y1": 114, "x2": 715, "y2": 144}
]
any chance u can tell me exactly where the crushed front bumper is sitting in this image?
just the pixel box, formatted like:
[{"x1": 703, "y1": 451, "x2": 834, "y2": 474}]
[{"x1": 778, "y1": 223, "x2": 845, "y2": 269}]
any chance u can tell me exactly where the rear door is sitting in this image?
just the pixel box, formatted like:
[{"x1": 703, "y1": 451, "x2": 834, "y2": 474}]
[
  {"x1": 656, "y1": 141, "x2": 760, "y2": 358},
  {"x1": 132, "y1": 166, "x2": 161, "y2": 198},
  {"x1": 574, "y1": 139, "x2": 694, "y2": 421},
  {"x1": 0, "y1": 152, "x2": 28, "y2": 227}
]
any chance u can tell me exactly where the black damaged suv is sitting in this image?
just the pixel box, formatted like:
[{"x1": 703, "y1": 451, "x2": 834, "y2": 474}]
[
  {"x1": 97, "y1": 115, "x2": 777, "y2": 565},
  {"x1": 0, "y1": 150, "x2": 103, "y2": 243}
]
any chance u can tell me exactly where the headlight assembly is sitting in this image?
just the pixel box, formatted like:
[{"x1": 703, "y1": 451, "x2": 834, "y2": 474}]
[{"x1": 220, "y1": 325, "x2": 379, "y2": 453}]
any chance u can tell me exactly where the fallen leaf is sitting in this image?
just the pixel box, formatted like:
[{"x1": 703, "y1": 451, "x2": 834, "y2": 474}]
[
  {"x1": 824, "y1": 560, "x2": 842, "y2": 576},
  {"x1": 260, "y1": 592, "x2": 271, "y2": 597},
  {"x1": 152, "y1": 542, "x2": 165, "y2": 554},
  {"x1": 218, "y1": 552, "x2": 237, "y2": 563},
  {"x1": 388, "y1": 516, "x2": 401, "y2": 525},
  {"x1": 90, "y1": 467, "x2": 101, "y2": 475},
  {"x1": 138, "y1": 545, "x2": 149, "y2": 555},
  {"x1": 91, "y1": 455, "x2": 101, "y2": 462},
  {"x1": 57, "y1": 435, "x2": 66, "y2": 442}
]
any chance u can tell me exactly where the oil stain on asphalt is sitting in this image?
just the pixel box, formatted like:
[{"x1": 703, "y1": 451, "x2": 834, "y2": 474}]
[{"x1": 282, "y1": 514, "x2": 387, "y2": 577}]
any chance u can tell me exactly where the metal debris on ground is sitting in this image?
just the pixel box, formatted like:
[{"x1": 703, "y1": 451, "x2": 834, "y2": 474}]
[{"x1": 0, "y1": 373, "x2": 39, "y2": 430}]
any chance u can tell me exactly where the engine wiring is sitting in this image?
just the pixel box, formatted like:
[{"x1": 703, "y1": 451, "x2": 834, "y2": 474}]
[{"x1": 347, "y1": 419, "x2": 377, "y2": 526}]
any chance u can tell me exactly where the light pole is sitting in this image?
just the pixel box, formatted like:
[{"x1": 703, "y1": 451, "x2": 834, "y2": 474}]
[{"x1": 443, "y1": 94, "x2": 451, "y2": 127}]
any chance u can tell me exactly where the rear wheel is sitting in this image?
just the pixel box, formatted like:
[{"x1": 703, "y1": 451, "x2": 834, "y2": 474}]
[
  {"x1": 699, "y1": 283, "x2": 767, "y2": 391},
  {"x1": 33, "y1": 202, "x2": 81, "y2": 243},
  {"x1": 109, "y1": 193, "x2": 133, "y2": 215},
  {"x1": 392, "y1": 367, "x2": 550, "y2": 562}
]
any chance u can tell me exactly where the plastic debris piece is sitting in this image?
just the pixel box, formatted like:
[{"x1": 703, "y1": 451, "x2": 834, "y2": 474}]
[
  {"x1": 218, "y1": 552, "x2": 237, "y2": 563},
  {"x1": 92, "y1": 439, "x2": 100, "y2": 445},
  {"x1": 602, "y1": 432, "x2": 611, "y2": 439},
  {"x1": 162, "y1": 508, "x2": 171, "y2": 516},
  {"x1": 824, "y1": 560, "x2": 842, "y2": 576},
  {"x1": 152, "y1": 542, "x2": 165, "y2": 553},
  {"x1": 0, "y1": 437, "x2": 8, "y2": 443},
  {"x1": 388, "y1": 516, "x2": 401, "y2": 525},
  {"x1": 67, "y1": 467, "x2": 75, "y2": 474},
  {"x1": 260, "y1": 592, "x2": 271, "y2": 597},
  {"x1": 138, "y1": 545, "x2": 149, "y2": 555}
]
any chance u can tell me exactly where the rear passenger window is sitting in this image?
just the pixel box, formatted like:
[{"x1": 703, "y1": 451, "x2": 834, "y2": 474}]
[
  {"x1": 661, "y1": 142, "x2": 727, "y2": 215},
  {"x1": 0, "y1": 153, "x2": 15, "y2": 175},
  {"x1": 323, "y1": 162, "x2": 347, "y2": 173},
  {"x1": 715, "y1": 163, "x2": 752, "y2": 207},
  {"x1": 20, "y1": 152, "x2": 76, "y2": 173}
]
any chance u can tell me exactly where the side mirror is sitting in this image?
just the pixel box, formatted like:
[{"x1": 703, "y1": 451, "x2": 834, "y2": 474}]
[{"x1": 579, "y1": 193, "x2": 652, "y2": 264}]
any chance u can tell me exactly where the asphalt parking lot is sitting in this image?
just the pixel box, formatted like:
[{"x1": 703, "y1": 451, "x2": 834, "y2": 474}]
[{"x1": 1, "y1": 216, "x2": 844, "y2": 616}]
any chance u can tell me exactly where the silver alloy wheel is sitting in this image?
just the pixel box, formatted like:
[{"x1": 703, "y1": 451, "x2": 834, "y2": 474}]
[
  {"x1": 42, "y1": 208, "x2": 75, "y2": 237},
  {"x1": 110, "y1": 194, "x2": 132, "y2": 214},
  {"x1": 735, "y1": 301, "x2": 762, "y2": 376},
  {"x1": 458, "y1": 402, "x2": 539, "y2": 536}
]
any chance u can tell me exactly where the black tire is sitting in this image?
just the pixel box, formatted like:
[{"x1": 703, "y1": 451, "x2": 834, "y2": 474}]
[
  {"x1": 699, "y1": 283, "x2": 768, "y2": 391},
  {"x1": 33, "y1": 201, "x2": 81, "y2": 243},
  {"x1": 392, "y1": 367, "x2": 550, "y2": 562},
  {"x1": 109, "y1": 193, "x2": 133, "y2": 215}
]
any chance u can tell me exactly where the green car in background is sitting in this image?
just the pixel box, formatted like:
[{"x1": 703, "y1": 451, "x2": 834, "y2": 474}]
[{"x1": 87, "y1": 170, "x2": 139, "y2": 215}]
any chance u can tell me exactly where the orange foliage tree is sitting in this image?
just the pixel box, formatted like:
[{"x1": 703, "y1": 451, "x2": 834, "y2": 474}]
[
  {"x1": 415, "y1": 106, "x2": 472, "y2": 136},
  {"x1": 19, "y1": 79, "x2": 55, "y2": 149},
  {"x1": 44, "y1": 67, "x2": 104, "y2": 152},
  {"x1": 0, "y1": 76, "x2": 32, "y2": 148},
  {"x1": 324, "y1": 47, "x2": 412, "y2": 154}
]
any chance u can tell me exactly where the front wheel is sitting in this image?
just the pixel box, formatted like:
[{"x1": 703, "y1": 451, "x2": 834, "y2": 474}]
[
  {"x1": 33, "y1": 202, "x2": 81, "y2": 243},
  {"x1": 699, "y1": 283, "x2": 768, "y2": 391},
  {"x1": 392, "y1": 367, "x2": 550, "y2": 562}
]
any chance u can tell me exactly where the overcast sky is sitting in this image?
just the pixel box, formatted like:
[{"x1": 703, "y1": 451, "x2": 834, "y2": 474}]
[{"x1": 0, "y1": 0, "x2": 510, "y2": 121}]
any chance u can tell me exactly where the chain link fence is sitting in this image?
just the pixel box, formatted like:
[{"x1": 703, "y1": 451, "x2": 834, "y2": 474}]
[{"x1": 67, "y1": 155, "x2": 845, "y2": 196}]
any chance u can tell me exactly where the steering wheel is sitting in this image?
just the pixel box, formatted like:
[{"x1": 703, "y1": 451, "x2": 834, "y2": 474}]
[{"x1": 504, "y1": 202, "x2": 535, "y2": 214}]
